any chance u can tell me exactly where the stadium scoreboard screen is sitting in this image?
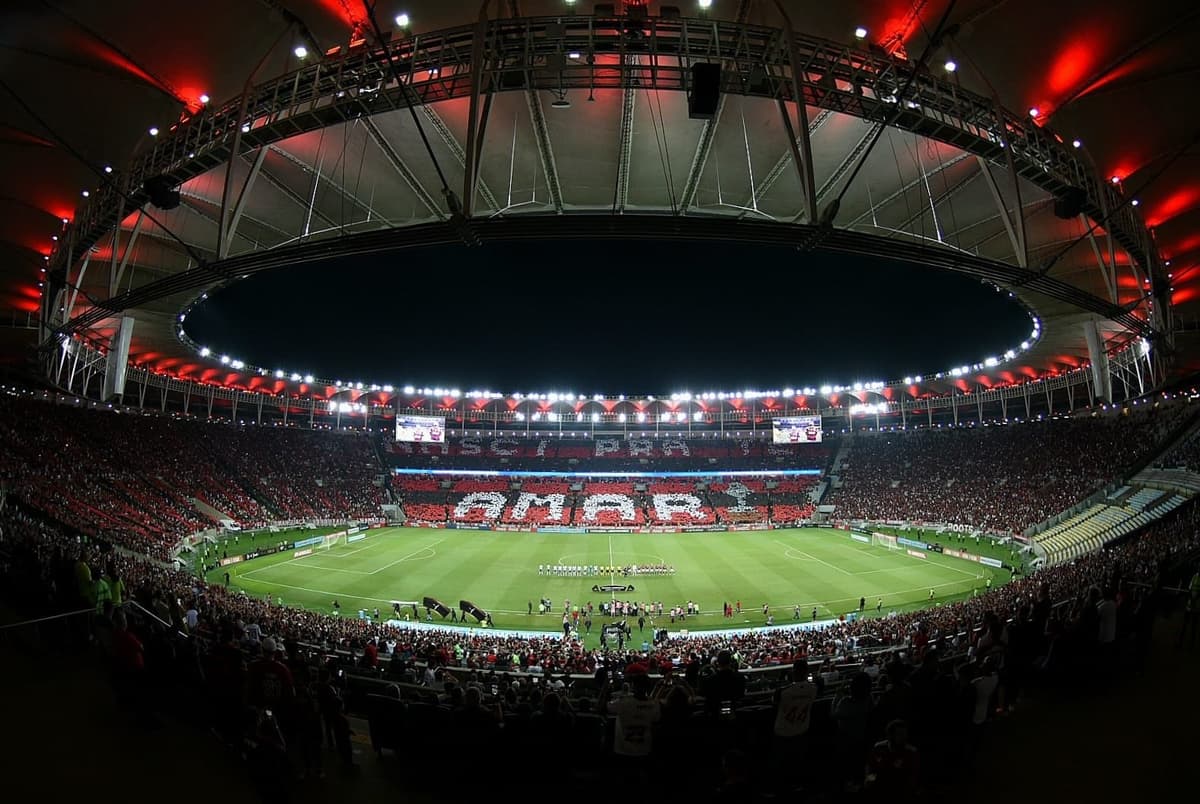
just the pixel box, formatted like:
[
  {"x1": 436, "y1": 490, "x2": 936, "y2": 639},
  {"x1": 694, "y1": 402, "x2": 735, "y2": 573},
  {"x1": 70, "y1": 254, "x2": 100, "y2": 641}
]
[
  {"x1": 395, "y1": 414, "x2": 445, "y2": 443},
  {"x1": 772, "y1": 415, "x2": 822, "y2": 444}
]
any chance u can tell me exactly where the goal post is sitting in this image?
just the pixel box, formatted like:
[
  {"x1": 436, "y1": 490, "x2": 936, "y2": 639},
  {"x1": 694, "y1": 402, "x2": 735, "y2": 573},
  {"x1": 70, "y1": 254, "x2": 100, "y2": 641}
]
[{"x1": 872, "y1": 532, "x2": 900, "y2": 550}]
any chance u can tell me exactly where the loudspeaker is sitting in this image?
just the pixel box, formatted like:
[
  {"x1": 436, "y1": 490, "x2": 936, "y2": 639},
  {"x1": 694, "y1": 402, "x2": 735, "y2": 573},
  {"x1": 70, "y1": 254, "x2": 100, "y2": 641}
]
[
  {"x1": 144, "y1": 175, "x2": 180, "y2": 210},
  {"x1": 1054, "y1": 186, "x2": 1087, "y2": 219},
  {"x1": 689, "y1": 63, "x2": 721, "y2": 119},
  {"x1": 102, "y1": 316, "x2": 135, "y2": 402}
]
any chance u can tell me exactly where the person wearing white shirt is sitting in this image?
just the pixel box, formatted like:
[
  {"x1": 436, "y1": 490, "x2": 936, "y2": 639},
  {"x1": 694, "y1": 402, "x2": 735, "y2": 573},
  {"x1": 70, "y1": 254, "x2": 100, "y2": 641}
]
[
  {"x1": 606, "y1": 676, "x2": 661, "y2": 757},
  {"x1": 774, "y1": 660, "x2": 818, "y2": 739}
]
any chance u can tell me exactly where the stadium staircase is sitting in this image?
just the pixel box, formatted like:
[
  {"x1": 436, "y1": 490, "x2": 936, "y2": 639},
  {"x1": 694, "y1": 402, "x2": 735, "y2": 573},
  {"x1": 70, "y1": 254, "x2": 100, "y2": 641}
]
[
  {"x1": 1031, "y1": 411, "x2": 1200, "y2": 565},
  {"x1": 190, "y1": 497, "x2": 231, "y2": 523}
]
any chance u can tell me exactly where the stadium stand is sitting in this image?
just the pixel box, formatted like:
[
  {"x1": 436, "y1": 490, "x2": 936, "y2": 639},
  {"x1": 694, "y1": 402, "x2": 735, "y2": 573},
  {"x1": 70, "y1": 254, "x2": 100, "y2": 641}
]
[
  {"x1": 386, "y1": 435, "x2": 832, "y2": 472},
  {"x1": 393, "y1": 474, "x2": 817, "y2": 526},
  {"x1": 0, "y1": 393, "x2": 384, "y2": 557},
  {"x1": 3, "y1": 483, "x2": 1197, "y2": 797},
  {"x1": 827, "y1": 409, "x2": 1189, "y2": 534}
]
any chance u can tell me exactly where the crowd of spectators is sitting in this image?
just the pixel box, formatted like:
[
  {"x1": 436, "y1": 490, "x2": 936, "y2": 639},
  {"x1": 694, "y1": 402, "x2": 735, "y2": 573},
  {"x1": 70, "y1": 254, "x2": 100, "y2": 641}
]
[
  {"x1": 1156, "y1": 423, "x2": 1200, "y2": 472},
  {"x1": 395, "y1": 474, "x2": 816, "y2": 527},
  {"x1": 3, "y1": 485, "x2": 1197, "y2": 798},
  {"x1": 828, "y1": 409, "x2": 1189, "y2": 533},
  {"x1": 0, "y1": 394, "x2": 384, "y2": 557},
  {"x1": 388, "y1": 435, "x2": 832, "y2": 473}
]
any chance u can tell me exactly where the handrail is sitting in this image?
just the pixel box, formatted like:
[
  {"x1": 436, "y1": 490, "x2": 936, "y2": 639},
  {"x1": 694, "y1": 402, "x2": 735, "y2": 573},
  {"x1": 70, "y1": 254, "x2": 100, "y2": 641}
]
[{"x1": 0, "y1": 607, "x2": 93, "y2": 630}]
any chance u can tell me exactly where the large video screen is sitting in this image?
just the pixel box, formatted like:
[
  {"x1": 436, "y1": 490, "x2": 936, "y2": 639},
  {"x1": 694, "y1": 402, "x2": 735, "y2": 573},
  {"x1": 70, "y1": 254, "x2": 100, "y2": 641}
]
[
  {"x1": 772, "y1": 415, "x2": 823, "y2": 444},
  {"x1": 396, "y1": 415, "x2": 445, "y2": 444}
]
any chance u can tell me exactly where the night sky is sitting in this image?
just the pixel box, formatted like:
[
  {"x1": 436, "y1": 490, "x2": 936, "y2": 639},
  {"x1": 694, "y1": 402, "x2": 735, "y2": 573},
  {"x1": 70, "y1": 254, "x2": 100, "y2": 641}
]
[{"x1": 184, "y1": 240, "x2": 1032, "y2": 393}]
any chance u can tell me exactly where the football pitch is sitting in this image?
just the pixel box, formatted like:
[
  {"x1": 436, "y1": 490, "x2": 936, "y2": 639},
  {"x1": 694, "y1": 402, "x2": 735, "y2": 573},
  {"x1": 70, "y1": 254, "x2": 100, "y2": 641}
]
[{"x1": 209, "y1": 527, "x2": 1008, "y2": 645}]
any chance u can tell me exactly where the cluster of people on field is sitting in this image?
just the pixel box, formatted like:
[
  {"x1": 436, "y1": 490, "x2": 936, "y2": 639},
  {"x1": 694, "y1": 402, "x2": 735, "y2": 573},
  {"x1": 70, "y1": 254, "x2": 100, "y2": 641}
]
[{"x1": 539, "y1": 563, "x2": 675, "y2": 576}]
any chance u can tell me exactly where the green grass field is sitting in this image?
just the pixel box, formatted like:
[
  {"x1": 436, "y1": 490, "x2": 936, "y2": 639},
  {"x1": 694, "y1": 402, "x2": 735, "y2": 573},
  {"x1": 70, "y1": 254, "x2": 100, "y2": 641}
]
[{"x1": 208, "y1": 527, "x2": 1009, "y2": 646}]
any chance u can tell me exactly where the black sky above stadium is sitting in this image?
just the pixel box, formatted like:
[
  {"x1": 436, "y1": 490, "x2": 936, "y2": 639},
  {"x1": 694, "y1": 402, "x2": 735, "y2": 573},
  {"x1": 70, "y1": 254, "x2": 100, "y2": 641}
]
[{"x1": 185, "y1": 240, "x2": 1032, "y2": 392}]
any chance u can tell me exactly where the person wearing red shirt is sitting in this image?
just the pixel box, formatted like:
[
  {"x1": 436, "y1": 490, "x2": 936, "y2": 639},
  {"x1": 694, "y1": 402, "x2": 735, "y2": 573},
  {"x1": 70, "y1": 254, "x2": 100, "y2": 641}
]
[
  {"x1": 362, "y1": 639, "x2": 378, "y2": 668},
  {"x1": 866, "y1": 720, "x2": 920, "y2": 802},
  {"x1": 248, "y1": 637, "x2": 295, "y2": 711}
]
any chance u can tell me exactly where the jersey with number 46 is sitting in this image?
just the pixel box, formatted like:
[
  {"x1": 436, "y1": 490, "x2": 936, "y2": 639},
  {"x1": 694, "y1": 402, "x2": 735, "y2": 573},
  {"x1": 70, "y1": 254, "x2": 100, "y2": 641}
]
[{"x1": 774, "y1": 681, "x2": 817, "y2": 737}]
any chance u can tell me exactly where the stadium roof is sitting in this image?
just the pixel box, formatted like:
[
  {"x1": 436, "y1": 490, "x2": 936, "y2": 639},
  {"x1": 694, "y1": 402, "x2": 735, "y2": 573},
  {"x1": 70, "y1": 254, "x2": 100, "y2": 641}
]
[{"x1": 2, "y1": 0, "x2": 1198, "y2": 402}]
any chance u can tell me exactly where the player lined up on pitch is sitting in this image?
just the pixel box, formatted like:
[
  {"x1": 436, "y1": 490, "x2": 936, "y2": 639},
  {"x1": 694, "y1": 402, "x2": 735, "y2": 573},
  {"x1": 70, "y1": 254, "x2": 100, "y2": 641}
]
[{"x1": 539, "y1": 563, "x2": 675, "y2": 576}]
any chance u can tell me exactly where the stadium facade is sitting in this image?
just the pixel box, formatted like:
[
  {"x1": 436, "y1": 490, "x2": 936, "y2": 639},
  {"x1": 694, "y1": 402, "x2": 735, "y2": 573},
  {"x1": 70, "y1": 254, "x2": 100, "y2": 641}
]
[{"x1": 11, "y1": 0, "x2": 1188, "y2": 428}]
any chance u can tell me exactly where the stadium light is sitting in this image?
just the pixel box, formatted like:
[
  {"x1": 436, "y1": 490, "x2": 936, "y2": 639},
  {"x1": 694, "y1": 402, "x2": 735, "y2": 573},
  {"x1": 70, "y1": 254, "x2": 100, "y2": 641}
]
[
  {"x1": 943, "y1": 60, "x2": 957, "y2": 72},
  {"x1": 694, "y1": 411, "x2": 704, "y2": 421},
  {"x1": 1072, "y1": 139, "x2": 1082, "y2": 148},
  {"x1": 199, "y1": 93, "x2": 210, "y2": 104},
  {"x1": 103, "y1": 166, "x2": 113, "y2": 174},
  {"x1": 903, "y1": 376, "x2": 912, "y2": 385},
  {"x1": 230, "y1": 360, "x2": 244, "y2": 370},
  {"x1": 854, "y1": 26, "x2": 867, "y2": 39},
  {"x1": 199, "y1": 347, "x2": 211, "y2": 357},
  {"x1": 394, "y1": 12, "x2": 410, "y2": 27},
  {"x1": 274, "y1": 370, "x2": 284, "y2": 378},
  {"x1": 1028, "y1": 107, "x2": 1039, "y2": 118},
  {"x1": 783, "y1": 387, "x2": 794, "y2": 397},
  {"x1": 1111, "y1": 175, "x2": 1121, "y2": 184},
  {"x1": 403, "y1": 385, "x2": 414, "y2": 394},
  {"x1": 293, "y1": 45, "x2": 308, "y2": 59},
  {"x1": 1131, "y1": 199, "x2": 1140, "y2": 206},
  {"x1": 637, "y1": 412, "x2": 647, "y2": 422},
  {"x1": 820, "y1": 385, "x2": 833, "y2": 395},
  {"x1": 304, "y1": 374, "x2": 314, "y2": 384},
  {"x1": 698, "y1": 0, "x2": 713, "y2": 9},
  {"x1": 618, "y1": 413, "x2": 626, "y2": 422},
  {"x1": 591, "y1": 413, "x2": 600, "y2": 422},
  {"x1": 81, "y1": 190, "x2": 89, "y2": 198},
  {"x1": 148, "y1": 127, "x2": 159, "y2": 136}
]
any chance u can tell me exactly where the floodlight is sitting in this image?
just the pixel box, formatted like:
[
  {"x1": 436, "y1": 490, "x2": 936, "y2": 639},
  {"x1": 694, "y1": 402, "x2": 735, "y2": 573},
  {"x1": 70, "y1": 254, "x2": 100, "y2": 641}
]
[
  {"x1": 395, "y1": 12, "x2": 410, "y2": 27},
  {"x1": 304, "y1": 374, "x2": 314, "y2": 383},
  {"x1": 219, "y1": 355, "x2": 230, "y2": 364},
  {"x1": 81, "y1": 190, "x2": 89, "y2": 198},
  {"x1": 274, "y1": 370, "x2": 284, "y2": 378},
  {"x1": 1131, "y1": 199, "x2": 1139, "y2": 206},
  {"x1": 293, "y1": 45, "x2": 308, "y2": 59},
  {"x1": 699, "y1": 0, "x2": 713, "y2": 8},
  {"x1": 591, "y1": 413, "x2": 600, "y2": 422},
  {"x1": 854, "y1": 26, "x2": 867, "y2": 39},
  {"x1": 943, "y1": 60, "x2": 956, "y2": 72},
  {"x1": 148, "y1": 127, "x2": 159, "y2": 136},
  {"x1": 1072, "y1": 139, "x2": 1082, "y2": 148},
  {"x1": 403, "y1": 385, "x2": 415, "y2": 394},
  {"x1": 103, "y1": 166, "x2": 113, "y2": 174},
  {"x1": 199, "y1": 93, "x2": 210, "y2": 104},
  {"x1": 199, "y1": 347, "x2": 211, "y2": 357}
]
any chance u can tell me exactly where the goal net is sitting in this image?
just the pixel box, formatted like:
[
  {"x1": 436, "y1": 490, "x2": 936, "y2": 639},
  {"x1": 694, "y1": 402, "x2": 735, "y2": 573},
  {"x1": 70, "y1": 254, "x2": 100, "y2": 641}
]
[{"x1": 872, "y1": 532, "x2": 900, "y2": 550}]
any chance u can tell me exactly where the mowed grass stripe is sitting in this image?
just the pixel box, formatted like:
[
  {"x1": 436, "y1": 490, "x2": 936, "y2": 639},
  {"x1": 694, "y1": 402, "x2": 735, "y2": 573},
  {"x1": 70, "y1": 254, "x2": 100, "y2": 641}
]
[{"x1": 209, "y1": 527, "x2": 1008, "y2": 643}]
